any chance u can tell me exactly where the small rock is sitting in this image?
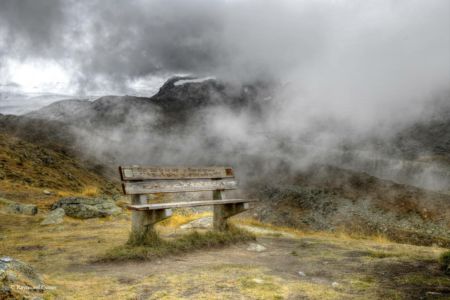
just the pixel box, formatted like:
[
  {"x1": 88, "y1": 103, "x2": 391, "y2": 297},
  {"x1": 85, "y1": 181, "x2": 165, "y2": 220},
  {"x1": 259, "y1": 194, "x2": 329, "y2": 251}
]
[
  {"x1": 40, "y1": 208, "x2": 65, "y2": 225},
  {"x1": 252, "y1": 278, "x2": 264, "y2": 284},
  {"x1": 0, "y1": 257, "x2": 12, "y2": 262},
  {"x1": 247, "y1": 243, "x2": 266, "y2": 252},
  {"x1": 331, "y1": 282, "x2": 339, "y2": 288},
  {"x1": 43, "y1": 190, "x2": 51, "y2": 195},
  {"x1": 298, "y1": 271, "x2": 306, "y2": 277}
]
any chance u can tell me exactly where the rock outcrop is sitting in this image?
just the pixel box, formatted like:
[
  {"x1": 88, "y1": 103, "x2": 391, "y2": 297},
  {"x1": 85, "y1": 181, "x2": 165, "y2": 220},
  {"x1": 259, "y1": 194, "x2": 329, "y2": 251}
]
[
  {"x1": 51, "y1": 197, "x2": 121, "y2": 219},
  {"x1": 0, "y1": 257, "x2": 45, "y2": 299},
  {"x1": 0, "y1": 198, "x2": 37, "y2": 216}
]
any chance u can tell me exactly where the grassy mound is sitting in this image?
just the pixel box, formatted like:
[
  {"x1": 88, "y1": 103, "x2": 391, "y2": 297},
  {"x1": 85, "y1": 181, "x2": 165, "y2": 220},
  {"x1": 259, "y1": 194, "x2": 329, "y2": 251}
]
[{"x1": 99, "y1": 226, "x2": 255, "y2": 262}]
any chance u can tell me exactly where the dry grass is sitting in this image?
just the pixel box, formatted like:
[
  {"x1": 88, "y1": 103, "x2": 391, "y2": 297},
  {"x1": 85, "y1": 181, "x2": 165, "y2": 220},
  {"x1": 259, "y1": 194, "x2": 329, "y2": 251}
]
[
  {"x1": 235, "y1": 217, "x2": 392, "y2": 244},
  {"x1": 81, "y1": 186, "x2": 100, "y2": 197},
  {"x1": 56, "y1": 186, "x2": 100, "y2": 198},
  {"x1": 0, "y1": 133, "x2": 118, "y2": 206},
  {"x1": 158, "y1": 210, "x2": 212, "y2": 228},
  {"x1": 1, "y1": 208, "x2": 448, "y2": 299},
  {"x1": 100, "y1": 225, "x2": 255, "y2": 262}
]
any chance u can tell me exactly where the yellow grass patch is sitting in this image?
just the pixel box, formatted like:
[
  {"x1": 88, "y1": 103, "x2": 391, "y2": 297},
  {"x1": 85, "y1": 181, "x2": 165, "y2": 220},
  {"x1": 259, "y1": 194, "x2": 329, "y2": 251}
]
[{"x1": 159, "y1": 211, "x2": 212, "y2": 228}]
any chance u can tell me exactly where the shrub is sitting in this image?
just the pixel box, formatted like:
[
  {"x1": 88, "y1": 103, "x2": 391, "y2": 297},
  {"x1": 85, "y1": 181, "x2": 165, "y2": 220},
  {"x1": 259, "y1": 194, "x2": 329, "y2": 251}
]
[{"x1": 439, "y1": 250, "x2": 450, "y2": 275}]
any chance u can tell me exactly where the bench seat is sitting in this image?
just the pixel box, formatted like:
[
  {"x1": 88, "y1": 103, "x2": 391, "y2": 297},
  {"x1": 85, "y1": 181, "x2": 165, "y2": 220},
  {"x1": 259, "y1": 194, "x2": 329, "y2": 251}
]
[{"x1": 128, "y1": 199, "x2": 257, "y2": 211}]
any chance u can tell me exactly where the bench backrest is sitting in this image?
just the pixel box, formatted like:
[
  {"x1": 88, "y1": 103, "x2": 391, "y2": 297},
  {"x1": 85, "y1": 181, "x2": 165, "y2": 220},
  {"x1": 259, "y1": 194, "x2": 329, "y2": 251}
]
[{"x1": 119, "y1": 166, "x2": 237, "y2": 195}]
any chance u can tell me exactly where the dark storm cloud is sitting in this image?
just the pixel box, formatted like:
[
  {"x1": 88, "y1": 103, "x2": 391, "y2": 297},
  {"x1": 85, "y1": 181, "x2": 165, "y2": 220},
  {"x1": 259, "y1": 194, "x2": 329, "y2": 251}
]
[
  {"x1": 68, "y1": 0, "x2": 226, "y2": 87},
  {"x1": 0, "y1": 0, "x2": 65, "y2": 57},
  {"x1": 0, "y1": 0, "x2": 226, "y2": 89},
  {"x1": 0, "y1": 0, "x2": 449, "y2": 109},
  {"x1": 1, "y1": 0, "x2": 448, "y2": 92},
  {"x1": 0, "y1": 0, "x2": 336, "y2": 88}
]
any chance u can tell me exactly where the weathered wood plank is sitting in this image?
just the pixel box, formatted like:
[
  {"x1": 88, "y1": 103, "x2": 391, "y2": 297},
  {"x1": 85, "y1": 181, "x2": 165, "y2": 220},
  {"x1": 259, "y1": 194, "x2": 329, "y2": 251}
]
[
  {"x1": 128, "y1": 198, "x2": 257, "y2": 210},
  {"x1": 122, "y1": 178, "x2": 238, "y2": 194},
  {"x1": 119, "y1": 166, "x2": 234, "y2": 180}
]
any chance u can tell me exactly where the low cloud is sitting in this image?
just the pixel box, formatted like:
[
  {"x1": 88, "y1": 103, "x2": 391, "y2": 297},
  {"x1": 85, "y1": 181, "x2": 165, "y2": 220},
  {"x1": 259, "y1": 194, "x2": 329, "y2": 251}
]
[{"x1": 1, "y1": 0, "x2": 450, "y2": 190}]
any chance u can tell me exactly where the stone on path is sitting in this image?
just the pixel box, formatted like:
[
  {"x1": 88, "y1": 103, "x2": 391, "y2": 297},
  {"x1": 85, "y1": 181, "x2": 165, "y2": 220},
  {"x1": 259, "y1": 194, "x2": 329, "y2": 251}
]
[{"x1": 247, "y1": 243, "x2": 267, "y2": 252}]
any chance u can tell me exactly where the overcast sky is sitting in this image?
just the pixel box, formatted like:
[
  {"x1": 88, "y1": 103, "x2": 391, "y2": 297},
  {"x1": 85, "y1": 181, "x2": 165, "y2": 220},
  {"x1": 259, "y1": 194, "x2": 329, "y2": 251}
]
[{"x1": 0, "y1": 0, "x2": 449, "y2": 118}]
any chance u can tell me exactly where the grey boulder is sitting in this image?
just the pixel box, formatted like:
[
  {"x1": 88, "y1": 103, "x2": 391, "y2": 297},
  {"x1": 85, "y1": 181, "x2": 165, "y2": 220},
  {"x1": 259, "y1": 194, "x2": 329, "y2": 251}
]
[
  {"x1": 0, "y1": 198, "x2": 38, "y2": 215},
  {"x1": 0, "y1": 256, "x2": 45, "y2": 299},
  {"x1": 51, "y1": 197, "x2": 121, "y2": 219},
  {"x1": 41, "y1": 208, "x2": 65, "y2": 225}
]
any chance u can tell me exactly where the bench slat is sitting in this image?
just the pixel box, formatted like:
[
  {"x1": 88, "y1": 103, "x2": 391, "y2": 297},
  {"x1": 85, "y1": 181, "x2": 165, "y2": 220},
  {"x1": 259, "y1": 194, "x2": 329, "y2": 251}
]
[
  {"x1": 122, "y1": 178, "x2": 238, "y2": 194},
  {"x1": 119, "y1": 166, "x2": 234, "y2": 181},
  {"x1": 128, "y1": 199, "x2": 258, "y2": 210}
]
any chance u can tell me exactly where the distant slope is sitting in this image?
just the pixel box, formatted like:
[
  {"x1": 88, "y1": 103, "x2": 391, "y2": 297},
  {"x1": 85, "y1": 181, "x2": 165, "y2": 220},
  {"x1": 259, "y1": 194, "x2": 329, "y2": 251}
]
[
  {"x1": 394, "y1": 118, "x2": 450, "y2": 160},
  {"x1": 25, "y1": 76, "x2": 270, "y2": 128}
]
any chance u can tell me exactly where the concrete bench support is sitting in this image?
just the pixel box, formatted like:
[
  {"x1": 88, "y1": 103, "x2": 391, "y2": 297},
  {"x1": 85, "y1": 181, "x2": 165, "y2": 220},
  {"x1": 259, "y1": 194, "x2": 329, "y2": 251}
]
[
  {"x1": 213, "y1": 190, "x2": 249, "y2": 231},
  {"x1": 130, "y1": 195, "x2": 173, "y2": 242}
]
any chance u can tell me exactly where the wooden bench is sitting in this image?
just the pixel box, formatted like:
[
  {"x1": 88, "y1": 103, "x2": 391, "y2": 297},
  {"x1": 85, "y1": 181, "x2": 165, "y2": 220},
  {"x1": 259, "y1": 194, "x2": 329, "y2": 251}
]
[{"x1": 119, "y1": 166, "x2": 257, "y2": 239}]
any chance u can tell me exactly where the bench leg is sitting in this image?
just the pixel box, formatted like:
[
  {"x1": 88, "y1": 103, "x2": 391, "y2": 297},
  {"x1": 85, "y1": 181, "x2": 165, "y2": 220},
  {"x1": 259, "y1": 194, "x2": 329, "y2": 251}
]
[
  {"x1": 213, "y1": 190, "x2": 227, "y2": 231},
  {"x1": 213, "y1": 190, "x2": 250, "y2": 231},
  {"x1": 129, "y1": 194, "x2": 172, "y2": 245},
  {"x1": 130, "y1": 209, "x2": 173, "y2": 245}
]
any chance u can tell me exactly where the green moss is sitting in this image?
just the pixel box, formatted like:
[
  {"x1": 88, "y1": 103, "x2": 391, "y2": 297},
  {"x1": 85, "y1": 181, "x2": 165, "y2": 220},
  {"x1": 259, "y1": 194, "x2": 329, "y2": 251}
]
[{"x1": 99, "y1": 226, "x2": 255, "y2": 262}]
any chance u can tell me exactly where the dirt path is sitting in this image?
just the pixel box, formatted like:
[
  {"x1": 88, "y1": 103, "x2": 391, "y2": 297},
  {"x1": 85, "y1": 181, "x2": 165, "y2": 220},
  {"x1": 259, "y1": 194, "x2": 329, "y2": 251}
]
[{"x1": 70, "y1": 233, "x2": 449, "y2": 299}]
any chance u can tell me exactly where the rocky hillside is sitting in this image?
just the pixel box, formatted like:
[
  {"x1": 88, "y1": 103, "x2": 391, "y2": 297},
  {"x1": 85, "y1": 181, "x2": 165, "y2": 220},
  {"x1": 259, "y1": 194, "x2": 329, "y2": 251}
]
[
  {"x1": 0, "y1": 132, "x2": 118, "y2": 207},
  {"x1": 247, "y1": 165, "x2": 450, "y2": 247},
  {"x1": 0, "y1": 77, "x2": 274, "y2": 172}
]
